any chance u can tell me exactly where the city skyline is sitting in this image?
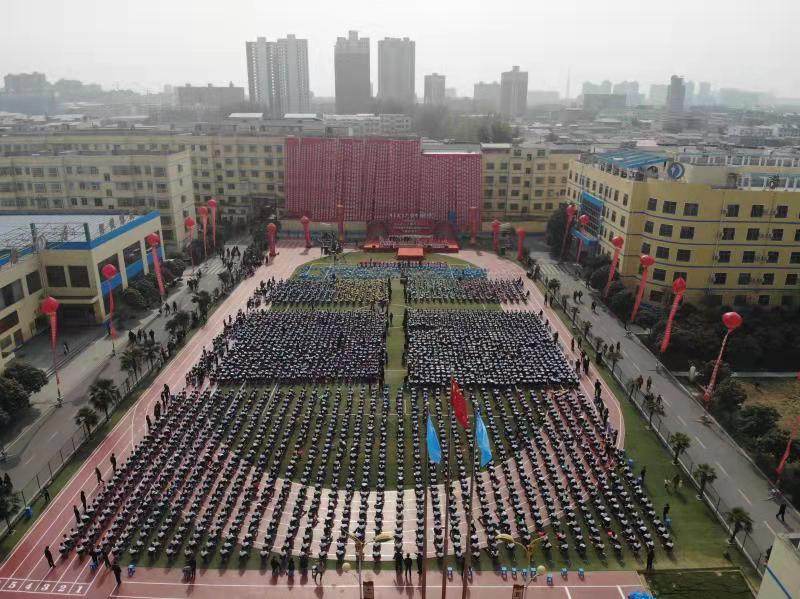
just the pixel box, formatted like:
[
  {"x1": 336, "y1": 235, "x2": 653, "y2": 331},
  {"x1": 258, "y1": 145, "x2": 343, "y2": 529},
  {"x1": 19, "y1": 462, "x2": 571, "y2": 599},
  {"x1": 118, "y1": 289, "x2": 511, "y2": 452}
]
[{"x1": 3, "y1": 0, "x2": 799, "y2": 100}]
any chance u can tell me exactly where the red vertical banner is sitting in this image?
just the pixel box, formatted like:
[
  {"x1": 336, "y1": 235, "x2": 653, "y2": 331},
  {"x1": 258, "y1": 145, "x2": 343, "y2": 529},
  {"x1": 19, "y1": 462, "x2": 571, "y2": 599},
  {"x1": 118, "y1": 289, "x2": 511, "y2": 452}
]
[
  {"x1": 629, "y1": 254, "x2": 654, "y2": 323},
  {"x1": 516, "y1": 228, "x2": 526, "y2": 261},
  {"x1": 491, "y1": 220, "x2": 501, "y2": 253},
  {"x1": 703, "y1": 312, "x2": 742, "y2": 404},
  {"x1": 146, "y1": 233, "x2": 165, "y2": 297},
  {"x1": 198, "y1": 205, "x2": 209, "y2": 259},
  {"x1": 561, "y1": 204, "x2": 577, "y2": 258},
  {"x1": 660, "y1": 277, "x2": 686, "y2": 353},
  {"x1": 776, "y1": 417, "x2": 799, "y2": 479},
  {"x1": 267, "y1": 222, "x2": 277, "y2": 257},
  {"x1": 207, "y1": 198, "x2": 218, "y2": 247},
  {"x1": 604, "y1": 235, "x2": 624, "y2": 297},
  {"x1": 101, "y1": 264, "x2": 118, "y2": 339},
  {"x1": 40, "y1": 296, "x2": 60, "y2": 387}
]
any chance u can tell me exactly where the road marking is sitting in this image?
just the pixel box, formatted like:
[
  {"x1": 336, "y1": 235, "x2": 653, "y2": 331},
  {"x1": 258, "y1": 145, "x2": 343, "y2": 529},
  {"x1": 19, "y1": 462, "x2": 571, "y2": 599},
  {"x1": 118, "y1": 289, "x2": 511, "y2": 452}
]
[
  {"x1": 694, "y1": 435, "x2": 707, "y2": 449},
  {"x1": 738, "y1": 489, "x2": 752, "y2": 505},
  {"x1": 565, "y1": 587, "x2": 573, "y2": 599},
  {"x1": 23, "y1": 455, "x2": 35, "y2": 466},
  {"x1": 676, "y1": 415, "x2": 687, "y2": 426},
  {"x1": 715, "y1": 461, "x2": 730, "y2": 478},
  {"x1": 764, "y1": 520, "x2": 777, "y2": 537},
  {"x1": 47, "y1": 432, "x2": 59, "y2": 442}
]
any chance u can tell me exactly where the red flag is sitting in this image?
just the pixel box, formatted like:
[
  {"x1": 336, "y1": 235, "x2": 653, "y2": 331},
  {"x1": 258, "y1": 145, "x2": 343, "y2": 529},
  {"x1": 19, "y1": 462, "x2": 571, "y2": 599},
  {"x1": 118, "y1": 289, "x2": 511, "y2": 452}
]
[
  {"x1": 450, "y1": 378, "x2": 468, "y2": 428},
  {"x1": 776, "y1": 417, "x2": 799, "y2": 478}
]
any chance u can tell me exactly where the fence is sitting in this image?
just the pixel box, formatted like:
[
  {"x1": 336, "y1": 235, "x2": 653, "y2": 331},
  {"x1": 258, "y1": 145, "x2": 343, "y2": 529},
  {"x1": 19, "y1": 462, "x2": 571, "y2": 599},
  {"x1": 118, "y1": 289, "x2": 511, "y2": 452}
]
[{"x1": 543, "y1": 285, "x2": 768, "y2": 576}]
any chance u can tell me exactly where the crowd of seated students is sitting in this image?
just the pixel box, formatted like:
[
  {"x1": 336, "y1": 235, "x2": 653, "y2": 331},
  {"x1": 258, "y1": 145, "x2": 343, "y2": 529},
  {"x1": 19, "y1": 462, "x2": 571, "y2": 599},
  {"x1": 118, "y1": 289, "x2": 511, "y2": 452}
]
[
  {"x1": 404, "y1": 277, "x2": 528, "y2": 304},
  {"x1": 256, "y1": 278, "x2": 389, "y2": 306}
]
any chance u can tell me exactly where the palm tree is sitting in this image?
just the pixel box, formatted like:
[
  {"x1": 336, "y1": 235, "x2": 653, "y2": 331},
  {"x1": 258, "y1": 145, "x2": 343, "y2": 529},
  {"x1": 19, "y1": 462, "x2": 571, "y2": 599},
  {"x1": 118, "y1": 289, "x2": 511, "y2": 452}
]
[
  {"x1": 669, "y1": 432, "x2": 692, "y2": 465},
  {"x1": 695, "y1": 463, "x2": 718, "y2": 500},
  {"x1": 218, "y1": 271, "x2": 232, "y2": 290},
  {"x1": 120, "y1": 346, "x2": 143, "y2": 379},
  {"x1": 582, "y1": 320, "x2": 592, "y2": 339},
  {"x1": 192, "y1": 290, "x2": 212, "y2": 320},
  {"x1": 75, "y1": 407, "x2": 99, "y2": 436},
  {"x1": 547, "y1": 279, "x2": 561, "y2": 294},
  {"x1": 607, "y1": 345, "x2": 623, "y2": 375},
  {"x1": 725, "y1": 507, "x2": 753, "y2": 545},
  {"x1": 644, "y1": 393, "x2": 664, "y2": 429},
  {"x1": 88, "y1": 378, "x2": 120, "y2": 420},
  {"x1": 166, "y1": 310, "x2": 190, "y2": 335}
]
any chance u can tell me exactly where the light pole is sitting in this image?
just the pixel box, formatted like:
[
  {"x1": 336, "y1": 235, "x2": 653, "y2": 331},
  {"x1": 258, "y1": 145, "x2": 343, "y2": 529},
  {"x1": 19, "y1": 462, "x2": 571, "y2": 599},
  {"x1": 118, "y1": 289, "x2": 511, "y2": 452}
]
[
  {"x1": 346, "y1": 531, "x2": 393, "y2": 599},
  {"x1": 496, "y1": 533, "x2": 546, "y2": 599}
]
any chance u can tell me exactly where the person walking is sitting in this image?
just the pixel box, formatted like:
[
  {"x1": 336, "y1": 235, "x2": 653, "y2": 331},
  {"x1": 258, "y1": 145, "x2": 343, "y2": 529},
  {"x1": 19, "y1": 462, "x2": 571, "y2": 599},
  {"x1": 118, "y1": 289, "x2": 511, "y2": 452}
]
[
  {"x1": 80, "y1": 490, "x2": 87, "y2": 511},
  {"x1": 73, "y1": 505, "x2": 81, "y2": 524},
  {"x1": 594, "y1": 379, "x2": 602, "y2": 399},
  {"x1": 188, "y1": 554, "x2": 197, "y2": 580},
  {"x1": 112, "y1": 561, "x2": 122, "y2": 586},
  {"x1": 646, "y1": 376, "x2": 653, "y2": 392},
  {"x1": 44, "y1": 545, "x2": 55, "y2": 568},
  {"x1": 95, "y1": 467, "x2": 103, "y2": 485},
  {"x1": 416, "y1": 552, "x2": 423, "y2": 577},
  {"x1": 42, "y1": 486, "x2": 50, "y2": 504},
  {"x1": 777, "y1": 501, "x2": 787, "y2": 523},
  {"x1": 639, "y1": 467, "x2": 647, "y2": 485},
  {"x1": 101, "y1": 548, "x2": 111, "y2": 568},
  {"x1": 311, "y1": 562, "x2": 320, "y2": 585},
  {"x1": 90, "y1": 547, "x2": 99, "y2": 570},
  {"x1": 646, "y1": 546, "x2": 655, "y2": 571},
  {"x1": 110, "y1": 452, "x2": 117, "y2": 473},
  {"x1": 404, "y1": 553, "x2": 413, "y2": 581}
]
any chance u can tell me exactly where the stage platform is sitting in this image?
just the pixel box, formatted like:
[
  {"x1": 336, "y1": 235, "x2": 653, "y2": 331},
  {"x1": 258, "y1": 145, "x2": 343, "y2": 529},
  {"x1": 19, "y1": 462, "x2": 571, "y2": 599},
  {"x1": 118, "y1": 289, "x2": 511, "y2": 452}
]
[
  {"x1": 362, "y1": 239, "x2": 460, "y2": 254},
  {"x1": 397, "y1": 246, "x2": 425, "y2": 260}
]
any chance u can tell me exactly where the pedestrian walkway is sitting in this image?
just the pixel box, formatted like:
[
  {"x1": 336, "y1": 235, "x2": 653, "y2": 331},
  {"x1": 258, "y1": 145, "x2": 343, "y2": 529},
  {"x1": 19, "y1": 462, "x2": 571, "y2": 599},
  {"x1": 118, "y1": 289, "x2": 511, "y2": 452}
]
[{"x1": 527, "y1": 248, "x2": 797, "y2": 565}]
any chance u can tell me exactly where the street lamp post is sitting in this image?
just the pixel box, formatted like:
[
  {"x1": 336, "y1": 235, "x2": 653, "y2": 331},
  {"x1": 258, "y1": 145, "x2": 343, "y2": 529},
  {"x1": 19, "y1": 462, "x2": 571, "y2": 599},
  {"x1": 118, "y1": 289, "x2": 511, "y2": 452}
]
[
  {"x1": 346, "y1": 531, "x2": 393, "y2": 599},
  {"x1": 496, "y1": 533, "x2": 546, "y2": 599}
]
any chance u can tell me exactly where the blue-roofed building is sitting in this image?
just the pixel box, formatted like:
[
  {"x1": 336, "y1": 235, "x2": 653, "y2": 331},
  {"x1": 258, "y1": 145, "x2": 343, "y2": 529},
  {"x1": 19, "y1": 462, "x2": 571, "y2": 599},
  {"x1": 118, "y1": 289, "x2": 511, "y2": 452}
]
[{"x1": 0, "y1": 211, "x2": 164, "y2": 369}]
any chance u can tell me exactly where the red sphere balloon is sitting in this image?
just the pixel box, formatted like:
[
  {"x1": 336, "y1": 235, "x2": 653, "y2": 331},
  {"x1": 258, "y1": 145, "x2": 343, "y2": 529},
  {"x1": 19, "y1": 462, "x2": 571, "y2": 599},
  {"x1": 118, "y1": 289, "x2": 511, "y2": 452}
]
[
  {"x1": 267, "y1": 223, "x2": 277, "y2": 233},
  {"x1": 300, "y1": 215, "x2": 310, "y2": 224},
  {"x1": 672, "y1": 277, "x2": 687, "y2": 294},
  {"x1": 491, "y1": 219, "x2": 501, "y2": 231},
  {"x1": 207, "y1": 198, "x2": 217, "y2": 209},
  {"x1": 40, "y1": 296, "x2": 60, "y2": 315},
  {"x1": 578, "y1": 214, "x2": 590, "y2": 226},
  {"x1": 197, "y1": 206, "x2": 208, "y2": 217},
  {"x1": 101, "y1": 264, "x2": 118, "y2": 280},
  {"x1": 722, "y1": 311, "x2": 743, "y2": 331},
  {"x1": 146, "y1": 233, "x2": 160, "y2": 247},
  {"x1": 640, "y1": 254, "x2": 655, "y2": 268},
  {"x1": 612, "y1": 235, "x2": 624, "y2": 249},
  {"x1": 565, "y1": 204, "x2": 577, "y2": 217},
  {"x1": 184, "y1": 216, "x2": 196, "y2": 229}
]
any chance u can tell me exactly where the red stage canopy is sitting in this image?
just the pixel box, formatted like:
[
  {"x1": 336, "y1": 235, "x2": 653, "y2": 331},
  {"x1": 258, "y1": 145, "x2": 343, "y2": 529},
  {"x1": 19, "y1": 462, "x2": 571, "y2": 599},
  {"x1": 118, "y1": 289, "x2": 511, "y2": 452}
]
[{"x1": 397, "y1": 247, "x2": 425, "y2": 260}]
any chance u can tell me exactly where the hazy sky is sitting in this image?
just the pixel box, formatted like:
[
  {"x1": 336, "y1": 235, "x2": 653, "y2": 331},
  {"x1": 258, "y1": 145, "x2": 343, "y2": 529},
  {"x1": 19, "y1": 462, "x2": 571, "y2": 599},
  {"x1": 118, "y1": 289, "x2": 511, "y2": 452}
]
[{"x1": 4, "y1": 0, "x2": 799, "y2": 99}]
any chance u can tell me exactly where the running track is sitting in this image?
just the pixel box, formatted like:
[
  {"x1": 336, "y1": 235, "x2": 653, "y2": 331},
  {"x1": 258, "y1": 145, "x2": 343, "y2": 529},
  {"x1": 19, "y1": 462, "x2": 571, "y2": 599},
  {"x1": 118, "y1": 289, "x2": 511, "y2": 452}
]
[{"x1": 0, "y1": 246, "x2": 640, "y2": 599}]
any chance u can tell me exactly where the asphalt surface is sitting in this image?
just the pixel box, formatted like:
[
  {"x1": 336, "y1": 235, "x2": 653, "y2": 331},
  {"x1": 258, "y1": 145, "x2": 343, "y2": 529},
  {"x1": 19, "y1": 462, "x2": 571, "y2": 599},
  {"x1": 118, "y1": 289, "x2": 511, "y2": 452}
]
[{"x1": 531, "y1": 247, "x2": 796, "y2": 564}]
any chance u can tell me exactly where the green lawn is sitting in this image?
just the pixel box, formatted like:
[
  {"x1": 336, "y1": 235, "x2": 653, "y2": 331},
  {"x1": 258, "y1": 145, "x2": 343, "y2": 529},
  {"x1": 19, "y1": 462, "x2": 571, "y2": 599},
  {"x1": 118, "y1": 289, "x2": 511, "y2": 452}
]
[{"x1": 645, "y1": 568, "x2": 755, "y2": 598}]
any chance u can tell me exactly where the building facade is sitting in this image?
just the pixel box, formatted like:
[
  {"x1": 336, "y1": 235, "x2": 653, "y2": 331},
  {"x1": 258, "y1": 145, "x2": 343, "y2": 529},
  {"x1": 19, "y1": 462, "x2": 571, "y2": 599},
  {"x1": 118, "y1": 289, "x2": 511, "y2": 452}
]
[
  {"x1": 500, "y1": 66, "x2": 528, "y2": 118},
  {"x1": 334, "y1": 31, "x2": 371, "y2": 114},
  {"x1": 424, "y1": 74, "x2": 446, "y2": 106},
  {"x1": 246, "y1": 34, "x2": 310, "y2": 116},
  {"x1": 473, "y1": 81, "x2": 501, "y2": 113},
  {"x1": 0, "y1": 149, "x2": 193, "y2": 253},
  {"x1": 377, "y1": 37, "x2": 415, "y2": 105},
  {"x1": 481, "y1": 143, "x2": 581, "y2": 224},
  {"x1": 566, "y1": 148, "x2": 800, "y2": 307},
  {"x1": 0, "y1": 211, "x2": 162, "y2": 369},
  {"x1": 176, "y1": 83, "x2": 245, "y2": 109}
]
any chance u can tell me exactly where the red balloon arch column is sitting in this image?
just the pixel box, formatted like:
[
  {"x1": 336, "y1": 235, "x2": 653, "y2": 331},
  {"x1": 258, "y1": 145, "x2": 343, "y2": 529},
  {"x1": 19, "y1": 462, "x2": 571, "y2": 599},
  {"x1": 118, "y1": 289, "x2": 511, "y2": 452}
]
[
  {"x1": 267, "y1": 223, "x2": 277, "y2": 258},
  {"x1": 491, "y1": 220, "x2": 501, "y2": 254},
  {"x1": 516, "y1": 228, "x2": 526, "y2": 261},
  {"x1": 197, "y1": 206, "x2": 209, "y2": 259},
  {"x1": 300, "y1": 215, "x2": 312, "y2": 249},
  {"x1": 629, "y1": 254, "x2": 655, "y2": 324},
  {"x1": 101, "y1": 263, "x2": 118, "y2": 355},
  {"x1": 560, "y1": 204, "x2": 578, "y2": 258},
  {"x1": 604, "y1": 235, "x2": 625, "y2": 297},
  {"x1": 469, "y1": 206, "x2": 479, "y2": 246},
  {"x1": 703, "y1": 312, "x2": 743, "y2": 405},
  {"x1": 575, "y1": 214, "x2": 590, "y2": 263},
  {"x1": 207, "y1": 198, "x2": 218, "y2": 248},
  {"x1": 659, "y1": 277, "x2": 687, "y2": 353},
  {"x1": 146, "y1": 233, "x2": 166, "y2": 298},
  {"x1": 184, "y1": 216, "x2": 196, "y2": 272},
  {"x1": 40, "y1": 296, "x2": 62, "y2": 404},
  {"x1": 336, "y1": 203, "x2": 345, "y2": 242}
]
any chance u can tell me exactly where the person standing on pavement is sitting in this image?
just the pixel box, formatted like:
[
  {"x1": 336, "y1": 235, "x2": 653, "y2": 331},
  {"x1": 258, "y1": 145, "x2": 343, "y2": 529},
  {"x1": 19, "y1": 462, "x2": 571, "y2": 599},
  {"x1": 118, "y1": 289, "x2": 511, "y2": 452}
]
[
  {"x1": 646, "y1": 376, "x2": 653, "y2": 392},
  {"x1": 73, "y1": 505, "x2": 81, "y2": 524},
  {"x1": 95, "y1": 467, "x2": 103, "y2": 485},
  {"x1": 662, "y1": 503, "x2": 670, "y2": 521},
  {"x1": 188, "y1": 554, "x2": 197, "y2": 580},
  {"x1": 42, "y1": 486, "x2": 50, "y2": 504},
  {"x1": 404, "y1": 553, "x2": 412, "y2": 581},
  {"x1": 110, "y1": 452, "x2": 117, "y2": 473},
  {"x1": 80, "y1": 490, "x2": 87, "y2": 511},
  {"x1": 777, "y1": 501, "x2": 787, "y2": 523},
  {"x1": 417, "y1": 552, "x2": 423, "y2": 577},
  {"x1": 44, "y1": 545, "x2": 55, "y2": 568},
  {"x1": 112, "y1": 561, "x2": 122, "y2": 586},
  {"x1": 646, "y1": 546, "x2": 655, "y2": 571}
]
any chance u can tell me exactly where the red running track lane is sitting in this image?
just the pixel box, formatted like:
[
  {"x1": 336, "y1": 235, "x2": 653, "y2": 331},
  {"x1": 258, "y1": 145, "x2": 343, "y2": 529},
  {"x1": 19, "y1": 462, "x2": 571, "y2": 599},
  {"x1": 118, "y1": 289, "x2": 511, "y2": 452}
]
[{"x1": 0, "y1": 246, "x2": 319, "y2": 598}]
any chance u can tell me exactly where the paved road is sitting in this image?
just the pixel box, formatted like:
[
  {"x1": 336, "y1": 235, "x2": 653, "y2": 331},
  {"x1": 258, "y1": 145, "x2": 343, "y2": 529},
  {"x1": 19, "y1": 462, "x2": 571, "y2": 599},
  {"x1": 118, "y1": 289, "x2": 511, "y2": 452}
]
[
  {"x1": 0, "y1": 244, "x2": 247, "y2": 491},
  {"x1": 529, "y1": 247, "x2": 796, "y2": 563}
]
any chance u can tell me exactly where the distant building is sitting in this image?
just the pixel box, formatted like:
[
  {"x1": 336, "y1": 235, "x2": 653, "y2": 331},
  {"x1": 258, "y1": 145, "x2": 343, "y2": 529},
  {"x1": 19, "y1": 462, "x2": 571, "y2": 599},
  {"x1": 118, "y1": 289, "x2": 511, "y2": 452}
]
[
  {"x1": 322, "y1": 113, "x2": 412, "y2": 136},
  {"x1": 378, "y1": 37, "x2": 415, "y2": 105},
  {"x1": 500, "y1": 66, "x2": 528, "y2": 118},
  {"x1": 612, "y1": 81, "x2": 642, "y2": 107},
  {"x1": 663, "y1": 75, "x2": 686, "y2": 132},
  {"x1": 527, "y1": 90, "x2": 560, "y2": 106},
  {"x1": 334, "y1": 31, "x2": 371, "y2": 114},
  {"x1": 583, "y1": 94, "x2": 627, "y2": 112},
  {"x1": 176, "y1": 83, "x2": 245, "y2": 110},
  {"x1": 424, "y1": 73, "x2": 446, "y2": 106},
  {"x1": 473, "y1": 82, "x2": 501, "y2": 112},
  {"x1": 649, "y1": 84, "x2": 669, "y2": 106},
  {"x1": 3, "y1": 72, "x2": 49, "y2": 95},
  {"x1": 246, "y1": 34, "x2": 311, "y2": 116},
  {"x1": 581, "y1": 80, "x2": 612, "y2": 95},
  {"x1": 719, "y1": 88, "x2": 761, "y2": 109},
  {"x1": 696, "y1": 81, "x2": 713, "y2": 106},
  {"x1": 445, "y1": 87, "x2": 457, "y2": 99}
]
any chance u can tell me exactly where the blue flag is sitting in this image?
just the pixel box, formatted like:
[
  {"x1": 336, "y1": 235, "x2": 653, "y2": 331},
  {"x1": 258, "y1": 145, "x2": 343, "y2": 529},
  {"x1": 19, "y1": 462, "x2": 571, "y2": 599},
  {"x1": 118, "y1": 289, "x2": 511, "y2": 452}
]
[
  {"x1": 475, "y1": 412, "x2": 492, "y2": 468},
  {"x1": 426, "y1": 416, "x2": 442, "y2": 464}
]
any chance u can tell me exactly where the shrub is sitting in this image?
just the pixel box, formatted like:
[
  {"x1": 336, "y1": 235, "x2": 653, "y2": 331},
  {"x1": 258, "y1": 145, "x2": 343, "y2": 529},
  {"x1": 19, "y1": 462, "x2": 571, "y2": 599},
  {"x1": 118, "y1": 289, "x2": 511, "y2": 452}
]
[
  {"x1": 122, "y1": 287, "x2": 147, "y2": 311},
  {"x1": 4, "y1": 362, "x2": 47, "y2": 393}
]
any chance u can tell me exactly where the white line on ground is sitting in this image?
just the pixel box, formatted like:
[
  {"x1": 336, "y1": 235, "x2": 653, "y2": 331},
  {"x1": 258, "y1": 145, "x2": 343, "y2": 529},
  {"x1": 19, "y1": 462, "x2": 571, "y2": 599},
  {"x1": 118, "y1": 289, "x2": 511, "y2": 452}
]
[
  {"x1": 738, "y1": 489, "x2": 753, "y2": 505},
  {"x1": 764, "y1": 520, "x2": 776, "y2": 537},
  {"x1": 715, "y1": 461, "x2": 730, "y2": 478},
  {"x1": 694, "y1": 435, "x2": 707, "y2": 449},
  {"x1": 47, "y1": 432, "x2": 59, "y2": 442},
  {"x1": 676, "y1": 415, "x2": 687, "y2": 426}
]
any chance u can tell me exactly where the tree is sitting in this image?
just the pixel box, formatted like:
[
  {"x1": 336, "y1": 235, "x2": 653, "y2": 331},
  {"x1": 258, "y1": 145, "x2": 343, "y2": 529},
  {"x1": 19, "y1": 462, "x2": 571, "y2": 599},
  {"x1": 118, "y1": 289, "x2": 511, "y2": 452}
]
[
  {"x1": 570, "y1": 306, "x2": 578, "y2": 323},
  {"x1": 218, "y1": 271, "x2": 232, "y2": 289},
  {"x1": 725, "y1": 507, "x2": 753, "y2": 545},
  {"x1": 608, "y1": 291, "x2": 634, "y2": 320},
  {"x1": 737, "y1": 405, "x2": 780, "y2": 439},
  {"x1": 589, "y1": 265, "x2": 612, "y2": 291},
  {"x1": 120, "y1": 346, "x2": 143, "y2": 379},
  {"x1": 122, "y1": 287, "x2": 147, "y2": 311},
  {"x1": 698, "y1": 360, "x2": 731, "y2": 387},
  {"x1": 0, "y1": 476, "x2": 19, "y2": 527},
  {"x1": 192, "y1": 290, "x2": 212, "y2": 320},
  {"x1": 547, "y1": 279, "x2": 561, "y2": 294},
  {"x1": 88, "y1": 378, "x2": 120, "y2": 420},
  {"x1": 711, "y1": 379, "x2": 747, "y2": 425},
  {"x1": 545, "y1": 206, "x2": 569, "y2": 255},
  {"x1": 669, "y1": 432, "x2": 691, "y2": 465},
  {"x1": 694, "y1": 463, "x2": 717, "y2": 500},
  {"x1": 0, "y1": 376, "x2": 31, "y2": 415},
  {"x1": 166, "y1": 310, "x2": 191, "y2": 335},
  {"x1": 644, "y1": 393, "x2": 664, "y2": 429},
  {"x1": 4, "y1": 362, "x2": 47, "y2": 394},
  {"x1": 582, "y1": 320, "x2": 592, "y2": 338},
  {"x1": 606, "y1": 345, "x2": 624, "y2": 375},
  {"x1": 75, "y1": 407, "x2": 99, "y2": 436},
  {"x1": 142, "y1": 340, "x2": 159, "y2": 367}
]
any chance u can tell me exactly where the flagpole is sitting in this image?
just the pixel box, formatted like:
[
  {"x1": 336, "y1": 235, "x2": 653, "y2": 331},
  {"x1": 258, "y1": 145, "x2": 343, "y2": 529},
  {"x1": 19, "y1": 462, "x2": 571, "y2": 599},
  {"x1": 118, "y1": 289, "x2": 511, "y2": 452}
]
[
  {"x1": 422, "y1": 396, "x2": 429, "y2": 599},
  {"x1": 441, "y1": 391, "x2": 452, "y2": 599},
  {"x1": 461, "y1": 399, "x2": 477, "y2": 599}
]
